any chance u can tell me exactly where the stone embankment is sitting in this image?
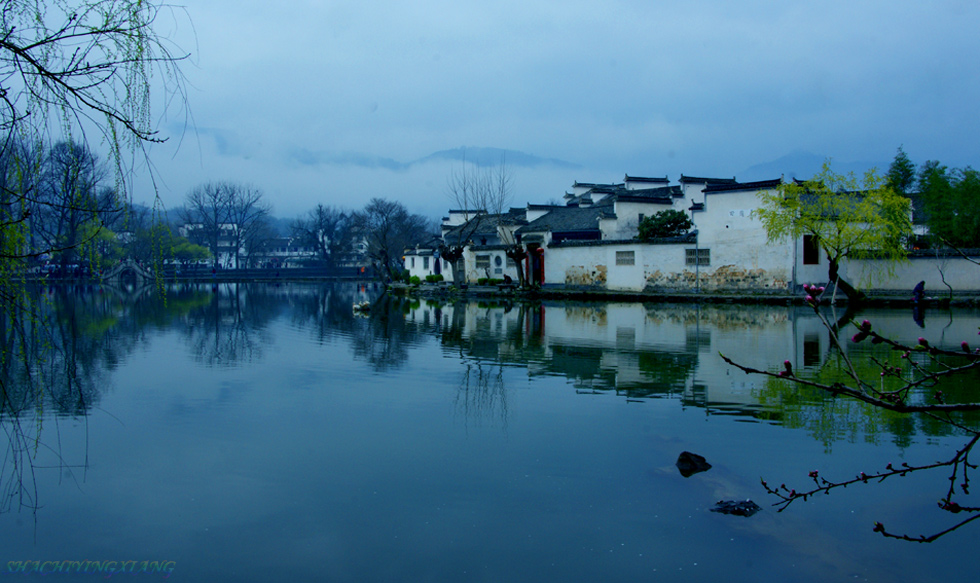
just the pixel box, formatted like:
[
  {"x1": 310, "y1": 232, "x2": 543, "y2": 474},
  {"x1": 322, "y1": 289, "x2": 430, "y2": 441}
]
[{"x1": 392, "y1": 282, "x2": 980, "y2": 307}]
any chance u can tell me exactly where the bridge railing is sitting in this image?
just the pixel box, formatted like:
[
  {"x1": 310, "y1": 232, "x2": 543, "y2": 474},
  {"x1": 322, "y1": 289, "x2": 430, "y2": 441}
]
[{"x1": 27, "y1": 265, "x2": 375, "y2": 282}]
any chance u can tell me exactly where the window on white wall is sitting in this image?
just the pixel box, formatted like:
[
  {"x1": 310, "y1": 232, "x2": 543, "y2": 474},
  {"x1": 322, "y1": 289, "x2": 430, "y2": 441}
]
[
  {"x1": 423, "y1": 257, "x2": 429, "y2": 269},
  {"x1": 616, "y1": 251, "x2": 635, "y2": 266},
  {"x1": 803, "y1": 235, "x2": 820, "y2": 265},
  {"x1": 476, "y1": 255, "x2": 490, "y2": 269},
  {"x1": 686, "y1": 249, "x2": 710, "y2": 266}
]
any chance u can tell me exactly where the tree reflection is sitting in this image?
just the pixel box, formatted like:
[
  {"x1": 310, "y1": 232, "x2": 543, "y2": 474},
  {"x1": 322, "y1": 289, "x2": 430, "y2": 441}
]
[
  {"x1": 178, "y1": 283, "x2": 281, "y2": 367},
  {"x1": 724, "y1": 288, "x2": 980, "y2": 542},
  {"x1": 454, "y1": 360, "x2": 509, "y2": 429},
  {"x1": 348, "y1": 295, "x2": 429, "y2": 372}
]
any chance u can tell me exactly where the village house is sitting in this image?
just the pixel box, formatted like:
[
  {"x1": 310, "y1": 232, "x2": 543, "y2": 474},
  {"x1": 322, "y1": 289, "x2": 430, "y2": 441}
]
[{"x1": 409, "y1": 173, "x2": 980, "y2": 295}]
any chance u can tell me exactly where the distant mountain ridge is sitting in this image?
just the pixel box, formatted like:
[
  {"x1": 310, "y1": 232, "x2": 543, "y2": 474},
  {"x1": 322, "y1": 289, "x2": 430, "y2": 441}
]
[
  {"x1": 738, "y1": 150, "x2": 888, "y2": 182},
  {"x1": 416, "y1": 147, "x2": 581, "y2": 170},
  {"x1": 291, "y1": 146, "x2": 580, "y2": 171}
]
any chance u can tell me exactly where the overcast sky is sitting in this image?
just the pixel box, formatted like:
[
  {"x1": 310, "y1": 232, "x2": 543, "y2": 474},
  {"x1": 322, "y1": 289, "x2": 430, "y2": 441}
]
[{"x1": 135, "y1": 0, "x2": 980, "y2": 219}]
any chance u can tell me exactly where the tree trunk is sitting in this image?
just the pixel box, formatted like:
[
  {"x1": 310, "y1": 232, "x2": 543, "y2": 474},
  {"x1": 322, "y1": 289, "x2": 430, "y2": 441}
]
[
  {"x1": 505, "y1": 245, "x2": 528, "y2": 288},
  {"x1": 828, "y1": 257, "x2": 865, "y2": 303}
]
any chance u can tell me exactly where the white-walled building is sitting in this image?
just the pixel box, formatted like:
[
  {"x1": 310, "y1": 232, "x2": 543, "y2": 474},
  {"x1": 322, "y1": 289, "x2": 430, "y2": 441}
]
[{"x1": 409, "y1": 174, "x2": 978, "y2": 295}]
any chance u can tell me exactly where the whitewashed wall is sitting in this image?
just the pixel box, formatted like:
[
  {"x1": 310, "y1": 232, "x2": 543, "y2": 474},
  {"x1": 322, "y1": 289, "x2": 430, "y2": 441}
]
[
  {"x1": 404, "y1": 250, "x2": 454, "y2": 282},
  {"x1": 693, "y1": 188, "x2": 796, "y2": 291},
  {"x1": 844, "y1": 255, "x2": 980, "y2": 293},
  {"x1": 462, "y1": 247, "x2": 521, "y2": 282}
]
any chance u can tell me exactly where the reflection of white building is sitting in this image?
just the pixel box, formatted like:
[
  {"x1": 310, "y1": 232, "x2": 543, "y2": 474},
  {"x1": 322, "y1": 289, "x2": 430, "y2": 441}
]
[{"x1": 404, "y1": 300, "x2": 842, "y2": 409}]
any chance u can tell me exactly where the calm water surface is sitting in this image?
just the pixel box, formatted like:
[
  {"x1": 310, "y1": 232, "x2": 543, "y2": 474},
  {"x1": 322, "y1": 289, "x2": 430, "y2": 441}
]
[{"x1": 0, "y1": 283, "x2": 977, "y2": 582}]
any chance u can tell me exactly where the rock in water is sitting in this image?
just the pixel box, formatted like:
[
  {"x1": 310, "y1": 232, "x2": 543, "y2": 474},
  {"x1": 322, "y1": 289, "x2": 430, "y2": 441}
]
[
  {"x1": 710, "y1": 500, "x2": 762, "y2": 517},
  {"x1": 676, "y1": 451, "x2": 712, "y2": 477}
]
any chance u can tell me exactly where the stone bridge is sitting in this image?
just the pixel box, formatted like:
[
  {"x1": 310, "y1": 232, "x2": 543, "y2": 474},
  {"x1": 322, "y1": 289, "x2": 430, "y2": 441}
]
[{"x1": 102, "y1": 259, "x2": 155, "y2": 286}]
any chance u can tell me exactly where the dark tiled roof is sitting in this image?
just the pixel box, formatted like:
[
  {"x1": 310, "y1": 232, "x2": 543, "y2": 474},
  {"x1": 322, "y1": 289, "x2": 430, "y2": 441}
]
[
  {"x1": 624, "y1": 175, "x2": 669, "y2": 183},
  {"x1": 622, "y1": 185, "x2": 683, "y2": 199},
  {"x1": 443, "y1": 211, "x2": 525, "y2": 242},
  {"x1": 573, "y1": 181, "x2": 623, "y2": 189},
  {"x1": 564, "y1": 184, "x2": 682, "y2": 207},
  {"x1": 679, "y1": 175, "x2": 738, "y2": 184},
  {"x1": 517, "y1": 205, "x2": 610, "y2": 235},
  {"x1": 617, "y1": 195, "x2": 674, "y2": 205},
  {"x1": 704, "y1": 178, "x2": 782, "y2": 193}
]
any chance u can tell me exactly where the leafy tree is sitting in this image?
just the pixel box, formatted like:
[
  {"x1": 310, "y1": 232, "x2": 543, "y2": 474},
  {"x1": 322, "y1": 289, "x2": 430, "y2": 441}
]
[
  {"x1": 0, "y1": 0, "x2": 189, "y2": 517},
  {"x1": 886, "y1": 146, "x2": 916, "y2": 195},
  {"x1": 637, "y1": 209, "x2": 692, "y2": 240},
  {"x1": 917, "y1": 162, "x2": 980, "y2": 248},
  {"x1": 172, "y1": 240, "x2": 211, "y2": 265},
  {"x1": 756, "y1": 161, "x2": 912, "y2": 302}
]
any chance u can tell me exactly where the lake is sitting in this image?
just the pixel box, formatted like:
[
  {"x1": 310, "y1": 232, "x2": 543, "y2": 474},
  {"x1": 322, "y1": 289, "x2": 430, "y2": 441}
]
[{"x1": 0, "y1": 282, "x2": 977, "y2": 582}]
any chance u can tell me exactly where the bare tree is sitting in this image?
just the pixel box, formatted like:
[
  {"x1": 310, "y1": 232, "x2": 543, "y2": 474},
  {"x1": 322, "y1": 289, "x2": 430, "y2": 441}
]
[
  {"x1": 31, "y1": 141, "x2": 119, "y2": 268},
  {"x1": 181, "y1": 182, "x2": 231, "y2": 268},
  {"x1": 226, "y1": 184, "x2": 271, "y2": 268},
  {"x1": 291, "y1": 204, "x2": 354, "y2": 268},
  {"x1": 353, "y1": 198, "x2": 430, "y2": 283},
  {"x1": 242, "y1": 218, "x2": 275, "y2": 268},
  {"x1": 442, "y1": 152, "x2": 519, "y2": 286}
]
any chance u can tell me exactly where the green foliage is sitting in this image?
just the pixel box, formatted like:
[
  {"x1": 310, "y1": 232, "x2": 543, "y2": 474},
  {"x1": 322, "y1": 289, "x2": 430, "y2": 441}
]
[
  {"x1": 637, "y1": 209, "x2": 693, "y2": 240},
  {"x1": 1, "y1": 1, "x2": 188, "y2": 292},
  {"x1": 410, "y1": 275, "x2": 421, "y2": 285},
  {"x1": 917, "y1": 162, "x2": 980, "y2": 248},
  {"x1": 425, "y1": 274, "x2": 444, "y2": 283},
  {"x1": 886, "y1": 146, "x2": 916, "y2": 195},
  {"x1": 756, "y1": 161, "x2": 912, "y2": 298}
]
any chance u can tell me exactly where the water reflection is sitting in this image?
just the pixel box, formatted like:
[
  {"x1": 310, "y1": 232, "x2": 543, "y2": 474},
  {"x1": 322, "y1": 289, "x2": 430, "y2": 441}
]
[
  {"x1": 1, "y1": 284, "x2": 977, "y2": 579},
  {"x1": 407, "y1": 299, "x2": 980, "y2": 439},
  {"x1": 6, "y1": 284, "x2": 976, "y2": 439},
  {"x1": 3, "y1": 285, "x2": 976, "y2": 498}
]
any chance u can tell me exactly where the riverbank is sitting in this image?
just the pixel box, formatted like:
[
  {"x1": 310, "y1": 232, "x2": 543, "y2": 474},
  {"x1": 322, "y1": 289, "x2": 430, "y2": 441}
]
[{"x1": 392, "y1": 282, "x2": 980, "y2": 307}]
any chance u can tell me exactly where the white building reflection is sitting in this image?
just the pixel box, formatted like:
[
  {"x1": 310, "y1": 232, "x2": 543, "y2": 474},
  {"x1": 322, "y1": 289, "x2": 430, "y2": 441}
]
[{"x1": 403, "y1": 300, "x2": 970, "y2": 414}]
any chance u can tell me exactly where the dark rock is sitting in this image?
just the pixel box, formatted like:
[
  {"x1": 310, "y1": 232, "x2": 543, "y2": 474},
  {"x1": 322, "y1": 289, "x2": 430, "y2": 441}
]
[
  {"x1": 710, "y1": 500, "x2": 762, "y2": 517},
  {"x1": 676, "y1": 451, "x2": 712, "y2": 477}
]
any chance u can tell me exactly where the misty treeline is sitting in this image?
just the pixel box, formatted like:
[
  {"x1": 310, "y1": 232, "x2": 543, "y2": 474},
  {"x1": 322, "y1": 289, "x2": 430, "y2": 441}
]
[
  {"x1": 887, "y1": 147, "x2": 980, "y2": 248},
  {"x1": 290, "y1": 198, "x2": 434, "y2": 282},
  {"x1": 0, "y1": 137, "x2": 220, "y2": 271},
  {"x1": 1, "y1": 138, "x2": 126, "y2": 269}
]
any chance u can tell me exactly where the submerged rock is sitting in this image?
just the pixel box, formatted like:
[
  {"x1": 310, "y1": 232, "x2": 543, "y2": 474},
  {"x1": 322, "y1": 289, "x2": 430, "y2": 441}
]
[
  {"x1": 710, "y1": 500, "x2": 762, "y2": 517},
  {"x1": 676, "y1": 451, "x2": 712, "y2": 477}
]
